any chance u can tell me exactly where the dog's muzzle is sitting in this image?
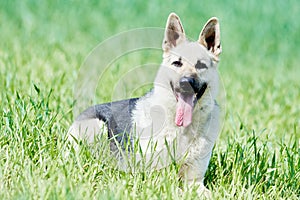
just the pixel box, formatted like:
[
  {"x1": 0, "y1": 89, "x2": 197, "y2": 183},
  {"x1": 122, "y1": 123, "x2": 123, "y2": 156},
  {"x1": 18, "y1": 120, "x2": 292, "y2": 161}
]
[
  {"x1": 179, "y1": 77, "x2": 207, "y2": 100},
  {"x1": 173, "y1": 77, "x2": 208, "y2": 127}
]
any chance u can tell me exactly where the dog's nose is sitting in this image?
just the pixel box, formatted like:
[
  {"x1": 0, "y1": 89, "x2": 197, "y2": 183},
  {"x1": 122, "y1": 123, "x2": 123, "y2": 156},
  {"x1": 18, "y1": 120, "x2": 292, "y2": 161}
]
[{"x1": 179, "y1": 77, "x2": 197, "y2": 92}]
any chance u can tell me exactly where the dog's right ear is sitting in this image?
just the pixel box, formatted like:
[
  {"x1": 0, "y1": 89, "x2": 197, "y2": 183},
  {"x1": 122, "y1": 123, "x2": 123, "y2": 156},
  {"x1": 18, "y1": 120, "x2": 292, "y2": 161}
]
[{"x1": 162, "y1": 13, "x2": 186, "y2": 52}]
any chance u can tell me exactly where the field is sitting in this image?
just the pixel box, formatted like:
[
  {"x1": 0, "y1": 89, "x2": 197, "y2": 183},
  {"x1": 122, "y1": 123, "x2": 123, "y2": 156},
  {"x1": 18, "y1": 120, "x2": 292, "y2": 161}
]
[{"x1": 0, "y1": 0, "x2": 299, "y2": 199}]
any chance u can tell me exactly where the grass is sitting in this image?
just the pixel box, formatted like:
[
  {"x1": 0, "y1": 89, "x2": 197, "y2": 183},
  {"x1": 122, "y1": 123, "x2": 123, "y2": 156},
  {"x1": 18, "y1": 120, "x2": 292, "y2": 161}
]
[{"x1": 0, "y1": 0, "x2": 299, "y2": 199}]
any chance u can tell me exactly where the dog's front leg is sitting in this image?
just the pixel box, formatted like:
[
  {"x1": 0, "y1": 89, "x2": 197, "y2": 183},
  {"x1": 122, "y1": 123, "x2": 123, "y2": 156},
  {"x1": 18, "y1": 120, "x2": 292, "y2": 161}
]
[
  {"x1": 179, "y1": 136, "x2": 215, "y2": 198},
  {"x1": 183, "y1": 105, "x2": 220, "y2": 197}
]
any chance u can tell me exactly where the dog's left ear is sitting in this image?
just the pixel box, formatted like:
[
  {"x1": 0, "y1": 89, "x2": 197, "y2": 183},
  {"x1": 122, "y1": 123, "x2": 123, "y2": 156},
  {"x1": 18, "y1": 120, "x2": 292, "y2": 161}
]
[
  {"x1": 199, "y1": 17, "x2": 222, "y2": 60},
  {"x1": 162, "y1": 13, "x2": 186, "y2": 52}
]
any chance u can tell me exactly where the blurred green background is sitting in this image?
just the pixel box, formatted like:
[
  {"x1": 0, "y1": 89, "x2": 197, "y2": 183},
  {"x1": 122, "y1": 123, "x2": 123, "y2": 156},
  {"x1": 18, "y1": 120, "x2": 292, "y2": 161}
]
[
  {"x1": 0, "y1": 0, "x2": 299, "y2": 198},
  {"x1": 1, "y1": 0, "x2": 299, "y2": 139}
]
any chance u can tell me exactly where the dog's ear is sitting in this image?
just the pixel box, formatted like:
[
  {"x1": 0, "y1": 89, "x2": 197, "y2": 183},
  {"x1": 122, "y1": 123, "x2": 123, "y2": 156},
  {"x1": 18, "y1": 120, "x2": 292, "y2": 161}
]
[
  {"x1": 199, "y1": 17, "x2": 221, "y2": 60},
  {"x1": 162, "y1": 13, "x2": 186, "y2": 52}
]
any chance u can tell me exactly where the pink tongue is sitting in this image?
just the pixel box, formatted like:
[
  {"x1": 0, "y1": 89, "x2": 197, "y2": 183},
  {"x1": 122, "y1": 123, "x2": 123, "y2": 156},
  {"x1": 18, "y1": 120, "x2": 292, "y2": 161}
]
[{"x1": 175, "y1": 94, "x2": 194, "y2": 127}]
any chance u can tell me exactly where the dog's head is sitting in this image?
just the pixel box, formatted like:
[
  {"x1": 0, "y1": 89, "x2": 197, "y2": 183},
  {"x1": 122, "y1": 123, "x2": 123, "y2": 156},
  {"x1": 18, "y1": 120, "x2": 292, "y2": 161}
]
[{"x1": 157, "y1": 13, "x2": 222, "y2": 127}]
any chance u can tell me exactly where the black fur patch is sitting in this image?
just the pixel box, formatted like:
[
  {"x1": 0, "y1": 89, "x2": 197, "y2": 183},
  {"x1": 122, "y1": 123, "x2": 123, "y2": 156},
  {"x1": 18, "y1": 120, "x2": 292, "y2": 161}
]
[
  {"x1": 195, "y1": 60, "x2": 208, "y2": 70},
  {"x1": 76, "y1": 98, "x2": 139, "y2": 152}
]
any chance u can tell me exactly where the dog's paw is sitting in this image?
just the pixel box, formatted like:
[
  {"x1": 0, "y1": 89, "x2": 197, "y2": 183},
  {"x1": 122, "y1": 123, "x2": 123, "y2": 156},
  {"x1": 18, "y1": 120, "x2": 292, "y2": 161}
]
[{"x1": 196, "y1": 184, "x2": 212, "y2": 199}]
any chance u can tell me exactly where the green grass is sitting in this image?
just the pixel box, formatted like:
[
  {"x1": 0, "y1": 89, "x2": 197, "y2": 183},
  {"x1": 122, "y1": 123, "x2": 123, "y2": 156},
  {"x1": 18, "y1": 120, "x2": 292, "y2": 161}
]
[{"x1": 0, "y1": 0, "x2": 299, "y2": 199}]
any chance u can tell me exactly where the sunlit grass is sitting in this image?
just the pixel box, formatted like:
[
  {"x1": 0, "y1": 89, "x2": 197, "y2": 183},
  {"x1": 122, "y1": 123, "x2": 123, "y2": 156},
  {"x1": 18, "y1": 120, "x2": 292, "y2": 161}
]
[{"x1": 0, "y1": 0, "x2": 299, "y2": 199}]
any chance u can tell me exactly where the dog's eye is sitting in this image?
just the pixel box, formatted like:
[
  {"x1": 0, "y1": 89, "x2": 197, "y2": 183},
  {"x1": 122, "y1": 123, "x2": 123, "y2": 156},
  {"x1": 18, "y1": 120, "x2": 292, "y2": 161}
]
[
  {"x1": 195, "y1": 60, "x2": 208, "y2": 70},
  {"x1": 172, "y1": 60, "x2": 183, "y2": 67}
]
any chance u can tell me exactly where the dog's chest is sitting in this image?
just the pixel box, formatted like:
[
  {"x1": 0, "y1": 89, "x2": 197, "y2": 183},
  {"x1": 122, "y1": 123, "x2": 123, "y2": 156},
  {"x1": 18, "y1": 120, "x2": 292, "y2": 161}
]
[{"x1": 131, "y1": 96, "x2": 210, "y2": 155}]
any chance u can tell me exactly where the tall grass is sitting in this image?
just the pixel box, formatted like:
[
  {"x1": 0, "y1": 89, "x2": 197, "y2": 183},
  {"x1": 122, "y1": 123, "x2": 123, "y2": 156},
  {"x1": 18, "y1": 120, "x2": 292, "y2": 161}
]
[{"x1": 0, "y1": 0, "x2": 299, "y2": 199}]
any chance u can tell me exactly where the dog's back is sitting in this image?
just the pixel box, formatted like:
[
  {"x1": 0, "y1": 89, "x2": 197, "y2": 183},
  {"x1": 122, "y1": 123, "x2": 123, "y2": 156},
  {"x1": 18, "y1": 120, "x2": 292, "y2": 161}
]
[{"x1": 68, "y1": 98, "x2": 139, "y2": 151}]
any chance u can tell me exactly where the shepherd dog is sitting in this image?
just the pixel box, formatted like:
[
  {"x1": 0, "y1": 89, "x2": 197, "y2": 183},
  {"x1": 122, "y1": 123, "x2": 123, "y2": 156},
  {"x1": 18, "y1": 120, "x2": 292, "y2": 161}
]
[{"x1": 68, "y1": 12, "x2": 222, "y2": 196}]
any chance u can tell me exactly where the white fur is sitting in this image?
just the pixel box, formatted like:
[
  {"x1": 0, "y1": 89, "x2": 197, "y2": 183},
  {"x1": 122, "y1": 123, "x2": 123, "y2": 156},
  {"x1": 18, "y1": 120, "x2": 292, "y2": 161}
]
[
  {"x1": 132, "y1": 13, "x2": 222, "y2": 195},
  {"x1": 68, "y1": 119, "x2": 107, "y2": 144},
  {"x1": 68, "y1": 13, "x2": 222, "y2": 196}
]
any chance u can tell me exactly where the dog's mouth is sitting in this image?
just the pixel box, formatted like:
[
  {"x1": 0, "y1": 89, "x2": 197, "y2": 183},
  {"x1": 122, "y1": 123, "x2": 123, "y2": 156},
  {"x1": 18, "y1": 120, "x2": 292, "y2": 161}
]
[{"x1": 171, "y1": 81, "x2": 207, "y2": 127}]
